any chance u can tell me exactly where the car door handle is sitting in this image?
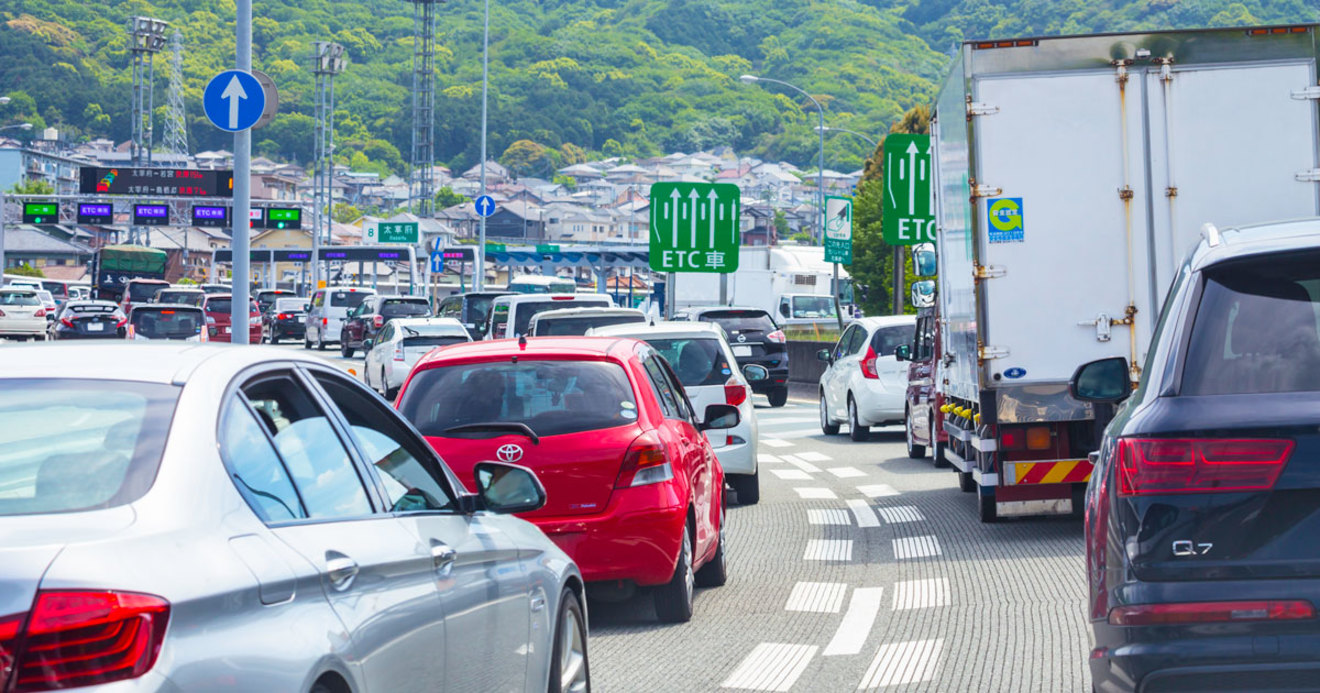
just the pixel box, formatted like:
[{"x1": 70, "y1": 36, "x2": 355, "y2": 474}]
[
  {"x1": 530, "y1": 594, "x2": 547, "y2": 613},
  {"x1": 430, "y1": 541, "x2": 457, "y2": 575},
  {"x1": 325, "y1": 553, "x2": 359, "y2": 591}
]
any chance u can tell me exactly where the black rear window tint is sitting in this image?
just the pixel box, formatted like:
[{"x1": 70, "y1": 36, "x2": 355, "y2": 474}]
[
  {"x1": 381, "y1": 299, "x2": 430, "y2": 318},
  {"x1": 699, "y1": 310, "x2": 777, "y2": 333},
  {"x1": 870, "y1": 325, "x2": 914, "y2": 357},
  {"x1": 536, "y1": 314, "x2": 646, "y2": 336},
  {"x1": 207, "y1": 298, "x2": 232, "y2": 314},
  {"x1": 514, "y1": 300, "x2": 608, "y2": 336},
  {"x1": 131, "y1": 308, "x2": 204, "y2": 338},
  {"x1": 127, "y1": 282, "x2": 167, "y2": 302}
]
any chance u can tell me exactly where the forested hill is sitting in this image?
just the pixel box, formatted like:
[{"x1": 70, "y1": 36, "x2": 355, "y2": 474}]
[{"x1": 2, "y1": 0, "x2": 1315, "y2": 175}]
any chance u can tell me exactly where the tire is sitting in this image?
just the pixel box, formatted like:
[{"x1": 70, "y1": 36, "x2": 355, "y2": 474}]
[
  {"x1": 767, "y1": 387, "x2": 788, "y2": 408},
  {"x1": 848, "y1": 396, "x2": 870, "y2": 442},
  {"x1": 820, "y1": 393, "x2": 840, "y2": 435},
  {"x1": 978, "y1": 488, "x2": 998, "y2": 524},
  {"x1": 694, "y1": 511, "x2": 727, "y2": 587},
  {"x1": 730, "y1": 470, "x2": 759, "y2": 505},
  {"x1": 316, "y1": 332, "x2": 326, "y2": 351},
  {"x1": 303, "y1": 334, "x2": 311, "y2": 350},
  {"x1": 549, "y1": 587, "x2": 591, "y2": 693},
  {"x1": 340, "y1": 335, "x2": 354, "y2": 358},
  {"x1": 958, "y1": 470, "x2": 974, "y2": 492},
  {"x1": 269, "y1": 331, "x2": 279, "y2": 345},
  {"x1": 905, "y1": 408, "x2": 927, "y2": 459},
  {"x1": 653, "y1": 524, "x2": 695, "y2": 623}
]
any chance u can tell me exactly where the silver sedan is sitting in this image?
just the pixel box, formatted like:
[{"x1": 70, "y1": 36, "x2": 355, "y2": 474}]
[{"x1": 0, "y1": 344, "x2": 590, "y2": 693}]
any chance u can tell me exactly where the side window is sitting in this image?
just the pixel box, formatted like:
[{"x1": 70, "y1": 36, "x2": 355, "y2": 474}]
[
  {"x1": 834, "y1": 325, "x2": 857, "y2": 359},
  {"x1": 656, "y1": 357, "x2": 695, "y2": 421},
  {"x1": 242, "y1": 374, "x2": 374, "y2": 519},
  {"x1": 440, "y1": 298, "x2": 460, "y2": 319},
  {"x1": 376, "y1": 324, "x2": 392, "y2": 344},
  {"x1": 311, "y1": 373, "x2": 457, "y2": 513},
  {"x1": 219, "y1": 400, "x2": 307, "y2": 523},
  {"x1": 643, "y1": 356, "x2": 681, "y2": 418}
]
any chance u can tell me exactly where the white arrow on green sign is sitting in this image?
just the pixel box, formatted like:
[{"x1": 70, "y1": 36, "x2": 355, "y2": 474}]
[
  {"x1": 649, "y1": 182, "x2": 740, "y2": 273},
  {"x1": 882, "y1": 134, "x2": 935, "y2": 246}
]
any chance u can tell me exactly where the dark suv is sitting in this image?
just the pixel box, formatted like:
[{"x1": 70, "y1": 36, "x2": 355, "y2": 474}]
[
  {"x1": 340, "y1": 294, "x2": 431, "y2": 357},
  {"x1": 680, "y1": 307, "x2": 789, "y2": 407},
  {"x1": 436, "y1": 291, "x2": 513, "y2": 339},
  {"x1": 1075, "y1": 220, "x2": 1320, "y2": 693}
]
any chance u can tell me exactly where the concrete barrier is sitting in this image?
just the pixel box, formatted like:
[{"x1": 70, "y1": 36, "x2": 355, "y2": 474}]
[{"x1": 787, "y1": 340, "x2": 832, "y2": 384}]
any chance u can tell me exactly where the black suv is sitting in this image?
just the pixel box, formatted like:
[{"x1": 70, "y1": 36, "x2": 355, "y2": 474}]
[
  {"x1": 339, "y1": 295, "x2": 431, "y2": 357},
  {"x1": 436, "y1": 291, "x2": 513, "y2": 340},
  {"x1": 679, "y1": 307, "x2": 789, "y2": 407},
  {"x1": 1075, "y1": 220, "x2": 1320, "y2": 693}
]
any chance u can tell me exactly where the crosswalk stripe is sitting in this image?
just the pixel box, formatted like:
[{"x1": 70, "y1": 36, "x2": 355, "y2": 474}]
[
  {"x1": 875, "y1": 506, "x2": 925, "y2": 523},
  {"x1": 823, "y1": 587, "x2": 885, "y2": 656},
  {"x1": 762, "y1": 439, "x2": 795, "y2": 448},
  {"x1": 762, "y1": 427, "x2": 825, "y2": 440},
  {"x1": 721, "y1": 643, "x2": 818, "y2": 692},
  {"x1": 892, "y1": 535, "x2": 942, "y2": 559},
  {"x1": 754, "y1": 416, "x2": 819, "y2": 426},
  {"x1": 771, "y1": 469, "x2": 812, "y2": 481},
  {"x1": 780, "y1": 455, "x2": 822, "y2": 473},
  {"x1": 785, "y1": 582, "x2": 848, "y2": 613},
  {"x1": 803, "y1": 539, "x2": 853, "y2": 561},
  {"x1": 845, "y1": 499, "x2": 880, "y2": 528},
  {"x1": 857, "y1": 639, "x2": 943, "y2": 689},
  {"x1": 892, "y1": 578, "x2": 950, "y2": 610},
  {"x1": 794, "y1": 487, "x2": 837, "y2": 500},
  {"x1": 807, "y1": 509, "x2": 852, "y2": 525}
]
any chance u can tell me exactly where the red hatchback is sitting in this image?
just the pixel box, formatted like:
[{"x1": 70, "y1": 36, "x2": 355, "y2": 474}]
[
  {"x1": 202, "y1": 294, "x2": 262, "y2": 343},
  {"x1": 396, "y1": 336, "x2": 740, "y2": 622}
]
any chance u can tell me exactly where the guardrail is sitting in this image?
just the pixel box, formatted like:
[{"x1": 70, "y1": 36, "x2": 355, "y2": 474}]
[{"x1": 787, "y1": 340, "x2": 831, "y2": 384}]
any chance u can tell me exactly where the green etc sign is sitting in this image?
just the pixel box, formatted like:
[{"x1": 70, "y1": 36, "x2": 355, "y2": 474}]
[
  {"x1": 881, "y1": 133, "x2": 935, "y2": 246},
  {"x1": 649, "y1": 182, "x2": 741, "y2": 273},
  {"x1": 371, "y1": 221, "x2": 419, "y2": 244},
  {"x1": 824, "y1": 196, "x2": 853, "y2": 264}
]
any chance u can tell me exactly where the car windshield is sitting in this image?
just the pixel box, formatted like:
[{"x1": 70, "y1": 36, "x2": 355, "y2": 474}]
[
  {"x1": 127, "y1": 282, "x2": 167, "y2": 302},
  {"x1": 331, "y1": 291, "x2": 372, "y2": 309},
  {"x1": 870, "y1": 325, "x2": 914, "y2": 357},
  {"x1": 156, "y1": 291, "x2": 205, "y2": 306},
  {"x1": 791, "y1": 296, "x2": 837, "y2": 318},
  {"x1": 699, "y1": 310, "x2": 777, "y2": 333},
  {"x1": 0, "y1": 292, "x2": 39, "y2": 306},
  {"x1": 0, "y1": 380, "x2": 178, "y2": 516},
  {"x1": 131, "y1": 308, "x2": 204, "y2": 339},
  {"x1": 1181, "y1": 253, "x2": 1320, "y2": 395},
  {"x1": 535, "y1": 314, "x2": 647, "y2": 336},
  {"x1": 648, "y1": 337, "x2": 733, "y2": 387},
  {"x1": 467, "y1": 295, "x2": 497, "y2": 326},
  {"x1": 399, "y1": 360, "x2": 638, "y2": 437},
  {"x1": 381, "y1": 299, "x2": 430, "y2": 318}
]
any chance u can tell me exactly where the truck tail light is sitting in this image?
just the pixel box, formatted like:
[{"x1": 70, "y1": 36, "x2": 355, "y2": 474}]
[
  {"x1": 3, "y1": 590, "x2": 169, "y2": 692},
  {"x1": 373, "y1": 315, "x2": 384, "y2": 329},
  {"x1": 724, "y1": 377, "x2": 748, "y2": 406},
  {"x1": 765, "y1": 330, "x2": 786, "y2": 344},
  {"x1": 859, "y1": 346, "x2": 879, "y2": 379},
  {"x1": 615, "y1": 431, "x2": 671, "y2": 488},
  {"x1": 322, "y1": 318, "x2": 328, "y2": 326},
  {"x1": 1108, "y1": 600, "x2": 1314, "y2": 626},
  {"x1": 1117, "y1": 438, "x2": 1293, "y2": 496}
]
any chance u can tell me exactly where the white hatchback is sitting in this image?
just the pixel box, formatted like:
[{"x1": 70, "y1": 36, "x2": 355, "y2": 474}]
[
  {"x1": 817, "y1": 315, "x2": 916, "y2": 442},
  {"x1": 0, "y1": 288, "x2": 50, "y2": 341},
  {"x1": 364, "y1": 317, "x2": 471, "y2": 399}
]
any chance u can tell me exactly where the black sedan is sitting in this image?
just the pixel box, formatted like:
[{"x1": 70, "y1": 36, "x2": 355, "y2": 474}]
[
  {"x1": 50, "y1": 300, "x2": 126, "y2": 339},
  {"x1": 260, "y1": 296, "x2": 308, "y2": 344},
  {"x1": 1075, "y1": 219, "x2": 1320, "y2": 693}
]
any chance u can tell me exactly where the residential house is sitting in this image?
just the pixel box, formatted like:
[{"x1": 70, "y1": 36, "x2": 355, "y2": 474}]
[{"x1": 3, "y1": 226, "x2": 92, "y2": 271}]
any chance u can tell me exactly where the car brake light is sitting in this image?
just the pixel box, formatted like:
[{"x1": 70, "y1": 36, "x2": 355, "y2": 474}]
[
  {"x1": 1108, "y1": 600, "x2": 1314, "y2": 626},
  {"x1": 277, "y1": 313, "x2": 290, "y2": 320},
  {"x1": 1117, "y1": 438, "x2": 1293, "y2": 495},
  {"x1": 1001, "y1": 428, "x2": 1023, "y2": 450},
  {"x1": 766, "y1": 329, "x2": 786, "y2": 344},
  {"x1": 5, "y1": 590, "x2": 169, "y2": 692},
  {"x1": 615, "y1": 431, "x2": 672, "y2": 488},
  {"x1": 115, "y1": 314, "x2": 127, "y2": 328},
  {"x1": 724, "y1": 377, "x2": 748, "y2": 406},
  {"x1": 393, "y1": 343, "x2": 405, "y2": 361},
  {"x1": 160, "y1": 310, "x2": 174, "y2": 315},
  {"x1": 373, "y1": 315, "x2": 384, "y2": 328},
  {"x1": 34, "y1": 309, "x2": 45, "y2": 318},
  {"x1": 60, "y1": 317, "x2": 74, "y2": 328},
  {"x1": 860, "y1": 345, "x2": 879, "y2": 379},
  {"x1": 322, "y1": 318, "x2": 327, "y2": 326}
]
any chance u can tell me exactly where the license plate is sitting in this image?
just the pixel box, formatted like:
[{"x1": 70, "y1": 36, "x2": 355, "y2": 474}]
[
  {"x1": 733, "y1": 345, "x2": 752, "y2": 357},
  {"x1": 87, "y1": 322, "x2": 105, "y2": 332},
  {"x1": 296, "y1": 317, "x2": 304, "y2": 323}
]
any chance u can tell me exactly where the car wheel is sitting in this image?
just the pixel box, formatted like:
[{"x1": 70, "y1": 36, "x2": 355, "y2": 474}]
[
  {"x1": 316, "y1": 332, "x2": 326, "y2": 351},
  {"x1": 848, "y1": 395, "x2": 869, "y2": 442},
  {"x1": 695, "y1": 511, "x2": 728, "y2": 587},
  {"x1": 905, "y1": 408, "x2": 927, "y2": 459},
  {"x1": 269, "y1": 331, "x2": 279, "y2": 345},
  {"x1": 549, "y1": 587, "x2": 591, "y2": 693},
  {"x1": 730, "y1": 470, "x2": 759, "y2": 505},
  {"x1": 958, "y1": 470, "x2": 974, "y2": 492},
  {"x1": 340, "y1": 334, "x2": 354, "y2": 358},
  {"x1": 820, "y1": 393, "x2": 840, "y2": 435},
  {"x1": 978, "y1": 487, "x2": 998, "y2": 523},
  {"x1": 653, "y1": 524, "x2": 695, "y2": 623},
  {"x1": 767, "y1": 387, "x2": 788, "y2": 408},
  {"x1": 303, "y1": 333, "x2": 311, "y2": 350}
]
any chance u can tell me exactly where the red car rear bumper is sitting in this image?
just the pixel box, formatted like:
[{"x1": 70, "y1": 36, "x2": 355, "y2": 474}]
[{"x1": 532, "y1": 483, "x2": 687, "y2": 586}]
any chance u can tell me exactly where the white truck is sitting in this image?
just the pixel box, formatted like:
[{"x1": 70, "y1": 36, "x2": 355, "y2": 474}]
[
  {"x1": 932, "y1": 24, "x2": 1320, "y2": 522},
  {"x1": 667, "y1": 245, "x2": 855, "y2": 325}
]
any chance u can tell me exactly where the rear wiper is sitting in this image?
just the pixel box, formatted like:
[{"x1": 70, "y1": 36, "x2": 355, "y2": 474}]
[
  {"x1": 441, "y1": 422, "x2": 540, "y2": 444},
  {"x1": 403, "y1": 326, "x2": 421, "y2": 337}
]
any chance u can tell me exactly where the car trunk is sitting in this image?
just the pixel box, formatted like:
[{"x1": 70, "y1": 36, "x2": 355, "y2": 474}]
[{"x1": 67, "y1": 310, "x2": 119, "y2": 336}]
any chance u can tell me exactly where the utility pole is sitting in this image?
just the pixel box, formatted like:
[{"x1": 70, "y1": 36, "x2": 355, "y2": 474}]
[
  {"x1": 312, "y1": 41, "x2": 346, "y2": 294},
  {"x1": 231, "y1": 0, "x2": 253, "y2": 344},
  {"x1": 476, "y1": 0, "x2": 490, "y2": 290},
  {"x1": 128, "y1": 17, "x2": 167, "y2": 247}
]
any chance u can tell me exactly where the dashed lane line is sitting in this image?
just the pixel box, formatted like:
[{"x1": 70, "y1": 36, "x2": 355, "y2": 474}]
[
  {"x1": 762, "y1": 439, "x2": 795, "y2": 448},
  {"x1": 828, "y1": 466, "x2": 866, "y2": 478},
  {"x1": 794, "y1": 451, "x2": 832, "y2": 462},
  {"x1": 892, "y1": 578, "x2": 950, "y2": 610},
  {"x1": 845, "y1": 499, "x2": 880, "y2": 528},
  {"x1": 807, "y1": 509, "x2": 852, "y2": 525},
  {"x1": 892, "y1": 535, "x2": 942, "y2": 560},
  {"x1": 822, "y1": 587, "x2": 886, "y2": 657},
  {"x1": 720, "y1": 643, "x2": 818, "y2": 692},
  {"x1": 757, "y1": 454, "x2": 784, "y2": 464},
  {"x1": 780, "y1": 455, "x2": 822, "y2": 473},
  {"x1": 875, "y1": 506, "x2": 925, "y2": 524},
  {"x1": 784, "y1": 582, "x2": 848, "y2": 613},
  {"x1": 794, "y1": 487, "x2": 837, "y2": 500},
  {"x1": 803, "y1": 539, "x2": 853, "y2": 561},
  {"x1": 857, "y1": 639, "x2": 943, "y2": 689},
  {"x1": 763, "y1": 427, "x2": 827, "y2": 440},
  {"x1": 754, "y1": 416, "x2": 820, "y2": 426},
  {"x1": 771, "y1": 469, "x2": 812, "y2": 481},
  {"x1": 857, "y1": 484, "x2": 901, "y2": 498}
]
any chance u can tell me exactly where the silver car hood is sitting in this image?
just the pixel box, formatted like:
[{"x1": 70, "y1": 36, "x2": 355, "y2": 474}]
[{"x1": 0, "y1": 507, "x2": 137, "y2": 617}]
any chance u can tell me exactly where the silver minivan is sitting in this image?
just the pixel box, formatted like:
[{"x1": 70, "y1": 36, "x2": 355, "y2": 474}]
[
  {"x1": 305, "y1": 286, "x2": 375, "y2": 350},
  {"x1": 485, "y1": 293, "x2": 613, "y2": 340}
]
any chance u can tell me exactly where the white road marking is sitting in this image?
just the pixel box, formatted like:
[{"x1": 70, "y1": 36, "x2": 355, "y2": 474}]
[
  {"x1": 785, "y1": 582, "x2": 848, "y2": 613},
  {"x1": 795, "y1": 451, "x2": 832, "y2": 462},
  {"x1": 762, "y1": 439, "x2": 795, "y2": 448},
  {"x1": 845, "y1": 499, "x2": 880, "y2": 528},
  {"x1": 794, "y1": 487, "x2": 837, "y2": 500},
  {"x1": 875, "y1": 506, "x2": 925, "y2": 524},
  {"x1": 857, "y1": 484, "x2": 901, "y2": 498},
  {"x1": 757, "y1": 453, "x2": 784, "y2": 464},
  {"x1": 771, "y1": 469, "x2": 812, "y2": 481},
  {"x1": 765, "y1": 427, "x2": 828, "y2": 439},
  {"x1": 892, "y1": 578, "x2": 950, "y2": 610},
  {"x1": 807, "y1": 509, "x2": 852, "y2": 525},
  {"x1": 828, "y1": 466, "x2": 866, "y2": 478},
  {"x1": 780, "y1": 455, "x2": 822, "y2": 473},
  {"x1": 857, "y1": 639, "x2": 943, "y2": 689},
  {"x1": 755, "y1": 416, "x2": 819, "y2": 425},
  {"x1": 892, "y1": 536, "x2": 942, "y2": 559},
  {"x1": 721, "y1": 643, "x2": 818, "y2": 691},
  {"x1": 822, "y1": 587, "x2": 885, "y2": 656},
  {"x1": 803, "y1": 539, "x2": 853, "y2": 561}
]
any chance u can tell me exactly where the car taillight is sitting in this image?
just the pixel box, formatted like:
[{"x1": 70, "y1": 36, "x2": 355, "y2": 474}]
[
  {"x1": 393, "y1": 344, "x2": 405, "y2": 361},
  {"x1": 724, "y1": 377, "x2": 747, "y2": 406},
  {"x1": 115, "y1": 314, "x2": 127, "y2": 328},
  {"x1": 5, "y1": 590, "x2": 169, "y2": 692},
  {"x1": 60, "y1": 317, "x2": 74, "y2": 328},
  {"x1": 248, "y1": 316, "x2": 260, "y2": 326},
  {"x1": 34, "y1": 309, "x2": 45, "y2": 318},
  {"x1": 1108, "y1": 600, "x2": 1314, "y2": 626},
  {"x1": 373, "y1": 315, "x2": 384, "y2": 328},
  {"x1": 766, "y1": 329, "x2": 786, "y2": 344},
  {"x1": 615, "y1": 431, "x2": 671, "y2": 488},
  {"x1": 322, "y1": 318, "x2": 328, "y2": 326},
  {"x1": 860, "y1": 345, "x2": 879, "y2": 379},
  {"x1": 277, "y1": 313, "x2": 290, "y2": 320},
  {"x1": 1117, "y1": 438, "x2": 1293, "y2": 496}
]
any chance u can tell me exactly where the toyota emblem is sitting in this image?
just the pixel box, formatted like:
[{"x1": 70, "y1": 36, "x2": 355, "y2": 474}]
[
  {"x1": 737, "y1": 334, "x2": 747, "y2": 343},
  {"x1": 496, "y1": 444, "x2": 524, "y2": 463}
]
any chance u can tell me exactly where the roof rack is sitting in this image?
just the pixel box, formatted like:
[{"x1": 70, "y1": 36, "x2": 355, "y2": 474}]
[{"x1": 1201, "y1": 223, "x2": 1222, "y2": 248}]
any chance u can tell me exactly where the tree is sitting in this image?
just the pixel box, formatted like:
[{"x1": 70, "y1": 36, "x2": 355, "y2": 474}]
[
  {"x1": 332, "y1": 203, "x2": 363, "y2": 223},
  {"x1": 772, "y1": 210, "x2": 790, "y2": 240},
  {"x1": 9, "y1": 263, "x2": 44, "y2": 278},
  {"x1": 552, "y1": 174, "x2": 578, "y2": 191},
  {"x1": 500, "y1": 140, "x2": 553, "y2": 177},
  {"x1": 8, "y1": 179, "x2": 54, "y2": 195},
  {"x1": 434, "y1": 186, "x2": 468, "y2": 210}
]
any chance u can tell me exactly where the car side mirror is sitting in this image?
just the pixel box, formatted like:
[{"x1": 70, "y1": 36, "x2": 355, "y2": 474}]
[
  {"x1": 816, "y1": 348, "x2": 832, "y2": 364},
  {"x1": 473, "y1": 461, "x2": 546, "y2": 514},
  {"x1": 1070, "y1": 357, "x2": 1131, "y2": 403},
  {"x1": 362, "y1": 338, "x2": 373, "y2": 350},
  {"x1": 895, "y1": 344, "x2": 911, "y2": 362},
  {"x1": 700, "y1": 403, "x2": 741, "y2": 431},
  {"x1": 742, "y1": 364, "x2": 769, "y2": 382},
  {"x1": 304, "y1": 303, "x2": 311, "y2": 312}
]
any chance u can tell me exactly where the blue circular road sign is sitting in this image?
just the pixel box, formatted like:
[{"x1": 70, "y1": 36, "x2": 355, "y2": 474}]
[
  {"x1": 203, "y1": 70, "x2": 266, "y2": 132},
  {"x1": 474, "y1": 195, "x2": 497, "y2": 218}
]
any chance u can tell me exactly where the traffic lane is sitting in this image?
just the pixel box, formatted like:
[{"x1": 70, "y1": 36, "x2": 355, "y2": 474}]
[{"x1": 268, "y1": 340, "x2": 371, "y2": 381}]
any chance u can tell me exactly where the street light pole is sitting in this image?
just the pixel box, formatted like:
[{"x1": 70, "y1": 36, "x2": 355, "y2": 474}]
[
  {"x1": 475, "y1": 0, "x2": 489, "y2": 291},
  {"x1": 231, "y1": 0, "x2": 252, "y2": 344}
]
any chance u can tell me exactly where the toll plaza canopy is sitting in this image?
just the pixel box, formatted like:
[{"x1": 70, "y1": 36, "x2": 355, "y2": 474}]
[{"x1": 486, "y1": 246, "x2": 649, "y2": 269}]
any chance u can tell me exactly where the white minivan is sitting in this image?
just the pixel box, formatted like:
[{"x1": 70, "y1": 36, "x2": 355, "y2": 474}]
[
  {"x1": 304, "y1": 286, "x2": 375, "y2": 350},
  {"x1": 484, "y1": 293, "x2": 613, "y2": 340}
]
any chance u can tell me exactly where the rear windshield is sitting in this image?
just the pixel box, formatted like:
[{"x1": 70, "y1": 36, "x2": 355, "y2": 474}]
[
  {"x1": 131, "y1": 308, "x2": 204, "y2": 339},
  {"x1": 466, "y1": 295, "x2": 497, "y2": 326},
  {"x1": 699, "y1": 310, "x2": 777, "y2": 333},
  {"x1": 399, "y1": 360, "x2": 638, "y2": 438},
  {"x1": 535, "y1": 314, "x2": 646, "y2": 336},
  {"x1": 870, "y1": 325, "x2": 914, "y2": 357},
  {"x1": 791, "y1": 296, "x2": 837, "y2": 319},
  {"x1": 402, "y1": 335, "x2": 469, "y2": 349},
  {"x1": 156, "y1": 291, "x2": 205, "y2": 307},
  {"x1": 514, "y1": 299, "x2": 609, "y2": 337},
  {"x1": 68, "y1": 303, "x2": 117, "y2": 314},
  {"x1": 0, "y1": 292, "x2": 39, "y2": 306},
  {"x1": 0, "y1": 380, "x2": 178, "y2": 515},
  {"x1": 1182, "y1": 255, "x2": 1320, "y2": 395},
  {"x1": 648, "y1": 337, "x2": 733, "y2": 387},
  {"x1": 206, "y1": 298, "x2": 232, "y2": 314},
  {"x1": 128, "y1": 282, "x2": 167, "y2": 302},
  {"x1": 330, "y1": 291, "x2": 372, "y2": 309},
  {"x1": 381, "y1": 299, "x2": 430, "y2": 318},
  {"x1": 274, "y1": 298, "x2": 306, "y2": 312},
  {"x1": 40, "y1": 281, "x2": 67, "y2": 297}
]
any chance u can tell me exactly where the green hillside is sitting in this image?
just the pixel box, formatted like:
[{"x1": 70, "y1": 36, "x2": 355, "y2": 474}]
[{"x1": 0, "y1": 0, "x2": 1314, "y2": 174}]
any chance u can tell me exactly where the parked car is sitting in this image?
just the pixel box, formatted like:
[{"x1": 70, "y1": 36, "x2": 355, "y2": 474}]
[
  {"x1": 305, "y1": 286, "x2": 375, "y2": 350},
  {"x1": 436, "y1": 290, "x2": 513, "y2": 339},
  {"x1": 126, "y1": 304, "x2": 207, "y2": 342},
  {"x1": 0, "y1": 287, "x2": 49, "y2": 341},
  {"x1": 51, "y1": 300, "x2": 127, "y2": 340},
  {"x1": 119, "y1": 278, "x2": 171, "y2": 317},
  {"x1": 897, "y1": 306, "x2": 949, "y2": 465},
  {"x1": 152, "y1": 287, "x2": 207, "y2": 307},
  {"x1": 590, "y1": 321, "x2": 766, "y2": 504},
  {"x1": 529, "y1": 307, "x2": 648, "y2": 336},
  {"x1": 340, "y1": 294, "x2": 432, "y2": 358},
  {"x1": 261, "y1": 297, "x2": 308, "y2": 344},
  {"x1": 202, "y1": 294, "x2": 262, "y2": 344},
  {"x1": 1076, "y1": 220, "x2": 1320, "y2": 693},
  {"x1": 0, "y1": 343, "x2": 589, "y2": 693},
  {"x1": 254, "y1": 288, "x2": 298, "y2": 314},
  {"x1": 676, "y1": 307, "x2": 790, "y2": 407},
  {"x1": 364, "y1": 317, "x2": 471, "y2": 399},
  {"x1": 817, "y1": 315, "x2": 916, "y2": 441},
  {"x1": 485, "y1": 293, "x2": 613, "y2": 340},
  {"x1": 396, "y1": 336, "x2": 739, "y2": 622}
]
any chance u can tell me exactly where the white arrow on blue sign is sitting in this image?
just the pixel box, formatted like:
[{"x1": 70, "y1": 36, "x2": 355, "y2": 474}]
[
  {"x1": 430, "y1": 252, "x2": 446, "y2": 274},
  {"x1": 474, "y1": 195, "x2": 496, "y2": 218},
  {"x1": 203, "y1": 70, "x2": 266, "y2": 132}
]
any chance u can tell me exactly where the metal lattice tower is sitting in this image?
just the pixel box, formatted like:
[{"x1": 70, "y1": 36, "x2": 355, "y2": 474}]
[
  {"x1": 162, "y1": 30, "x2": 189, "y2": 157},
  {"x1": 128, "y1": 17, "x2": 169, "y2": 168},
  {"x1": 312, "y1": 42, "x2": 347, "y2": 292},
  {"x1": 410, "y1": 0, "x2": 439, "y2": 217}
]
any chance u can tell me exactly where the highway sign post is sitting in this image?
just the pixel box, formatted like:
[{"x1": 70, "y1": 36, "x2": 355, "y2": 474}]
[
  {"x1": 824, "y1": 195, "x2": 853, "y2": 264},
  {"x1": 648, "y1": 182, "x2": 741, "y2": 273},
  {"x1": 881, "y1": 134, "x2": 934, "y2": 246}
]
